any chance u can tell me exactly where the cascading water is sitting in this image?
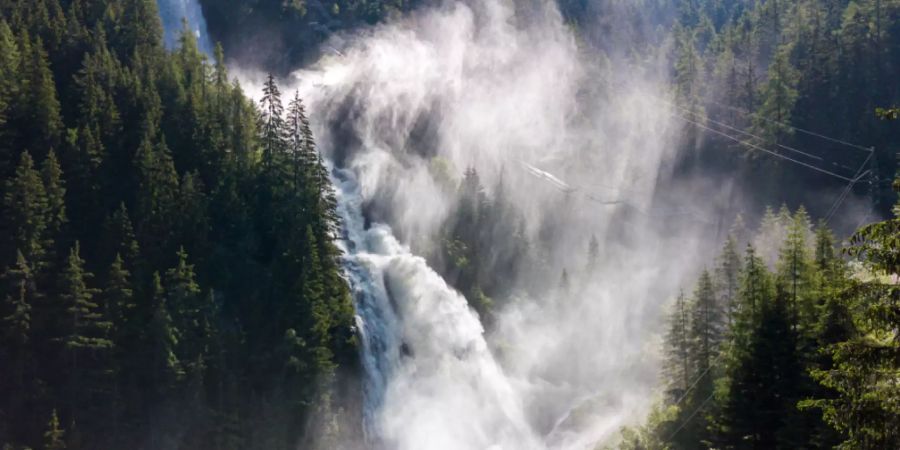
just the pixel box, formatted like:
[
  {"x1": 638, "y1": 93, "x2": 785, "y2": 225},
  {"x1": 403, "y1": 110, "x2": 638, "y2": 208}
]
[
  {"x1": 156, "y1": 0, "x2": 213, "y2": 55},
  {"x1": 333, "y1": 167, "x2": 542, "y2": 449},
  {"x1": 281, "y1": 0, "x2": 695, "y2": 445},
  {"x1": 159, "y1": 0, "x2": 714, "y2": 448}
]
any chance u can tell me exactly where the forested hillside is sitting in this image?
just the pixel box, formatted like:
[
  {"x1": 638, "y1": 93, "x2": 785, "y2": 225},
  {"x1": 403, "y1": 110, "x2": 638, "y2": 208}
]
[
  {"x1": 1, "y1": 0, "x2": 899, "y2": 449},
  {"x1": 662, "y1": 0, "x2": 899, "y2": 216},
  {"x1": 198, "y1": 0, "x2": 423, "y2": 72},
  {"x1": 0, "y1": 1, "x2": 357, "y2": 449},
  {"x1": 620, "y1": 190, "x2": 900, "y2": 449},
  {"x1": 612, "y1": 3, "x2": 900, "y2": 446}
]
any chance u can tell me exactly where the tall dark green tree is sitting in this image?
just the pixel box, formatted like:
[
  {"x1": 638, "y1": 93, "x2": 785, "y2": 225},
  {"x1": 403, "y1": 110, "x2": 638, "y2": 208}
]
[
  {"x1": 59, "y1": 241, "x2": 112, "y2": 427},
  {"x1": 3, "y1": 151, "x2": 48, "y2": 268},
  {"x1": 258, "y1": 74, "x2": 287, "y2": 175}
]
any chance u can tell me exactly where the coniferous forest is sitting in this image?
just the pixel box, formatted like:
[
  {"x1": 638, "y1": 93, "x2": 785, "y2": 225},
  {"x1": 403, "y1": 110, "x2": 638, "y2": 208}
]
[
  {"x1": 0, "y1": 0, "x2": 899, "y2": 450},
  {"x1": 0, "y1": 1, "x2": 357, "y2": 448}
]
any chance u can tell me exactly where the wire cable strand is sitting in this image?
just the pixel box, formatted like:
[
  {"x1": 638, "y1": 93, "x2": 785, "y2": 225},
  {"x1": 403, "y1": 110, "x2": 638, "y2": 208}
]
[
  {"x1": 704, "y1": 98, "x2": 874, "y2": 153},
  {"x1": 670, "y1": 111, "x2": 856, "y2": 182}
]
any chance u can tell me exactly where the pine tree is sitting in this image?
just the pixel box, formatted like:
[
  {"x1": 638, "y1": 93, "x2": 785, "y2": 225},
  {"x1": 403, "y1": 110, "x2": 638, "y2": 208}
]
[
  {"x1": 134, "y1": 135, "x2": 178, "y2": 264},
  {"x1": 60, "y1": 241, "x2": 112, "y2": 425},
  {"x1": 2, "y1": 251, "x2": 34, "y2": 399},
  {"x1": 176, "y1": 172, "x2": 209, "y2": 257},
  {"x1": 103, "y1": 254, "x2": 134, "y2": 339},
  {"x1": 813, "y1": 221, "x2": 837, "y2": 273},
  {"x1": 41, "y1": 149, "x2": 66, "y2": 242},
  {"x1": 149, "y1": 271, "x2": 182, "y2": 389},
  {"x1": 119, "y1": 0, "x2": 163, "y2": 59},
  {"x1": 715, "y1": 235, "x2": 742, "y2": 326},
  {"x1": 61, "y1": 241, "x2": 110, "y2": 355},
  {"x1": 43, "y1": 409, "x2": 66, "y2": 450},
  {"x1": 212, "y1": 43, "x2": 228, "y2": 93},
  {"x1": 673, "y1": 24, "x2": 705, "y2": 112},
  {"x1": 20, "y1": 36, "x2": 62, "y2": 155},
  {"x1": 684, "y1": 270, "x2": 720, "y2": 444},
  {"x1": 776, "y1": 207, "x2": 813, "y2": 333},
  {"x1": 0, "y1": 20, "x2": 20, "y2": 168},
  {"x1": 286, "y1": 91, "x2": 309, "y2": 193},
  {"x1": 102, "y1": 203, "x2": 140, "y2": 270},
  {"x1": 809, "y1": 178, "x2": 900, "y2": 448},
  {"x1": 3, "y1": 151, "x2": 49, "y2": 267},
  {"x1": 302, "y1": 225, "x2": 335, "y2": 377},
  {"x1": 754, "y1": 43, "x2": 799, "y2": 143},
  {"x1": 164, "y1": 247, "x2": 202, "y2": 361},
  {"x1": 663, "y1": 290, "x2": 691, "y2": 400},
  {"x1": 259, "y1": 74, "x2": 287, "y2": 174},
  {"x1": 718, "y1": 286, "x2": 803, "y2": 449}
]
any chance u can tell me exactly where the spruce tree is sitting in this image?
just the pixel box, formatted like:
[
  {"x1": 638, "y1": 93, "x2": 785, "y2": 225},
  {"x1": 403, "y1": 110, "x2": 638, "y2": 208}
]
[
  {"x1": 0, "y1": 20, "x2": 20, "y2": 168},
  {"x1": 2, "y1": 251, "x2": 34, "y2": 399},
  {"x1": 3, "y1": 151, "x2": 49, "y2": 267},
  {"x1": 20, "y1": 36, "x2": 62, "y2": 155},
  {"x1": 43, "y1": 409, "x2": 66, "y2": 450},
  {"x1": 754, "y1": 43, "x2": 799, "y2": 142},
  {"x1": 101, "y1": 203, "x2": 140, "y2": 270},
  {"x1": 715, "y1": 235, "x2": 742, "y2": 327},
  {"x1": 663, "y1": 290, "x2": 691, "y2": 400},
  {"x1": 119, "y1": 0, "x2": 164, "y2": 59},
  {"x1": 164, "y1": 247, "x2": 202, "y2": 364},
  {"x1": 103, "y1": 254, "x2": 134, "y2": 340},
  {"x1": 684, "y1": 270, "x2": 720, "y2": 445},
  {"x1": 809, "y1": 178, "x2": 900, "y2": 448},
  {"x1": 41, "y1": 149, "x2": 66, "y2": 244},
  {"x1": 134, "y1": 135, "x2": 178, "y2": 264},
  {"x1": 147, "y1": 272, "x2": 181, "y2": 394},
  {"x1": 61, "y1": 241, "x2": 110, "y2": 355},
  {"x1": 286, "y1": 91, "x2": 309, "y2": 193},
  {"x1": 302, "y1": 225, "x2": 335, "y2": 377},
  {"x1": 59, "y1": 241, "x2": 112, "y2": 425},
  {"x1": 259, "y1": 74, "x2": 287, "y2": 174}
]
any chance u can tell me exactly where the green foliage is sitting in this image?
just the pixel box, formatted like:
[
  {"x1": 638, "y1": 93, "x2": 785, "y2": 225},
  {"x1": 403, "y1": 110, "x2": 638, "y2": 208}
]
[
  {"x1": 0, "y1": 5, "x2": 355, "y2": 448},
  {"x1": 642, "y1": 203, "x2": 888, "y2": 449},
  {"x1": 876, "y1": 107, "x2": 899, "y2": 120},
  {"x1": 42, "y1": 409, "x2": 65, "y2": 450},
  {"x1": 669, "y1": 0, "x2": 900, "y2": 213},
  {"x1": 198, "y1": 0, "x2": 422, "y2": 72},
  {"x1": 802, "y1": 179, "x2": 900, "y2": 449},
  {"x1": 3, "y1": 151, "x2": 49, "y2": 267},
  {"x1": 433, "y1": 166, "x2": 530, "y2": 319}
]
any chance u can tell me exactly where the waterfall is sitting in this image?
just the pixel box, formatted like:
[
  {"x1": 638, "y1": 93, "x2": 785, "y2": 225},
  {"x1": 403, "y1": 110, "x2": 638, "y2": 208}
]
[
  {"x1": 157, "y1": 0, "x2": 213, "y2": 55},
  {"x1": 333, "y1": 168, "x2": 542, "y2": 450},
  {"x1": 157, "y1": 1, "x2": 699, "y2": 448}
]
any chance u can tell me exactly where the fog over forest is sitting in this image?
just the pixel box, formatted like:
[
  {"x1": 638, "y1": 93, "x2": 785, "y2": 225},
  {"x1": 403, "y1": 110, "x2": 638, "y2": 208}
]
[{"x1": 0, "y1": 0, "x2": 898, "y2": 449}]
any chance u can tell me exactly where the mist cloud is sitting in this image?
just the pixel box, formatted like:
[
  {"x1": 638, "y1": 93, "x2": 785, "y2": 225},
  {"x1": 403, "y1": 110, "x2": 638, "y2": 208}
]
[{"x1": 236, "y1": 0, "x2": 732, "y2": 448}]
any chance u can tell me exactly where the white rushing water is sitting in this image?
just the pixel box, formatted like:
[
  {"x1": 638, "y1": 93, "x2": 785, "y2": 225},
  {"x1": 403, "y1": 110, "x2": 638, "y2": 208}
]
[
  {"x1": 160, "y1": 0, "x2": 715, "y2": 448},
  {"x1": 333, "y1": 167, "x2": 542, "y2": 449}
]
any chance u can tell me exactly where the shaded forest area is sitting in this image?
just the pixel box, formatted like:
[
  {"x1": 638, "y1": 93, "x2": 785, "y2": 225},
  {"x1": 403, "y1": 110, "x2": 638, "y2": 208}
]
[
  {"x1": 200, "y1": 0, "x2": 900, "y2": 220},
  {"x1": 621, "y1": 195, "x2": 900, "y2": 449},
  {"x1": 661, "y1": 0, "x2": 899, "y2": 219},
  {"x1": 0, "y1": 1, "x2": 358, "y2": 449},
  {"x1": 199, "y1": 0, "x2": 423, "y2": 72}
]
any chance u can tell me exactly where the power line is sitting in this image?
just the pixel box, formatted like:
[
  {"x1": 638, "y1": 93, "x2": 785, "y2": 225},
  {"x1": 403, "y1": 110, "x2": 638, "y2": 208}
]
[
  {"x1": 824, "y1": 152, "x2": 874, "y2": 224},
  {"x1": 671, "y1": 352, "x2": 724, "y2": 407},
  {"x1": 705, "y1": 98, "x2": 874, "y2": 154},
  {"x1": 672, "y1": 112, "x2": 857, "y2": 182},
  {"x1": 663, "y1": 100, "x2": 828, "y2": 164},
  {"x1": 668, "y1": 391, "x2": 716, "y2": 441},
  {"x1": 598, "y1": 73, "x2": 874, "y2": 155},
  {"x1": 598, "y1": 75, "x2": 872, "y2": 180},
  {"x1": 622, "y1": 82, "x2": 864, "y2": 181}
]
